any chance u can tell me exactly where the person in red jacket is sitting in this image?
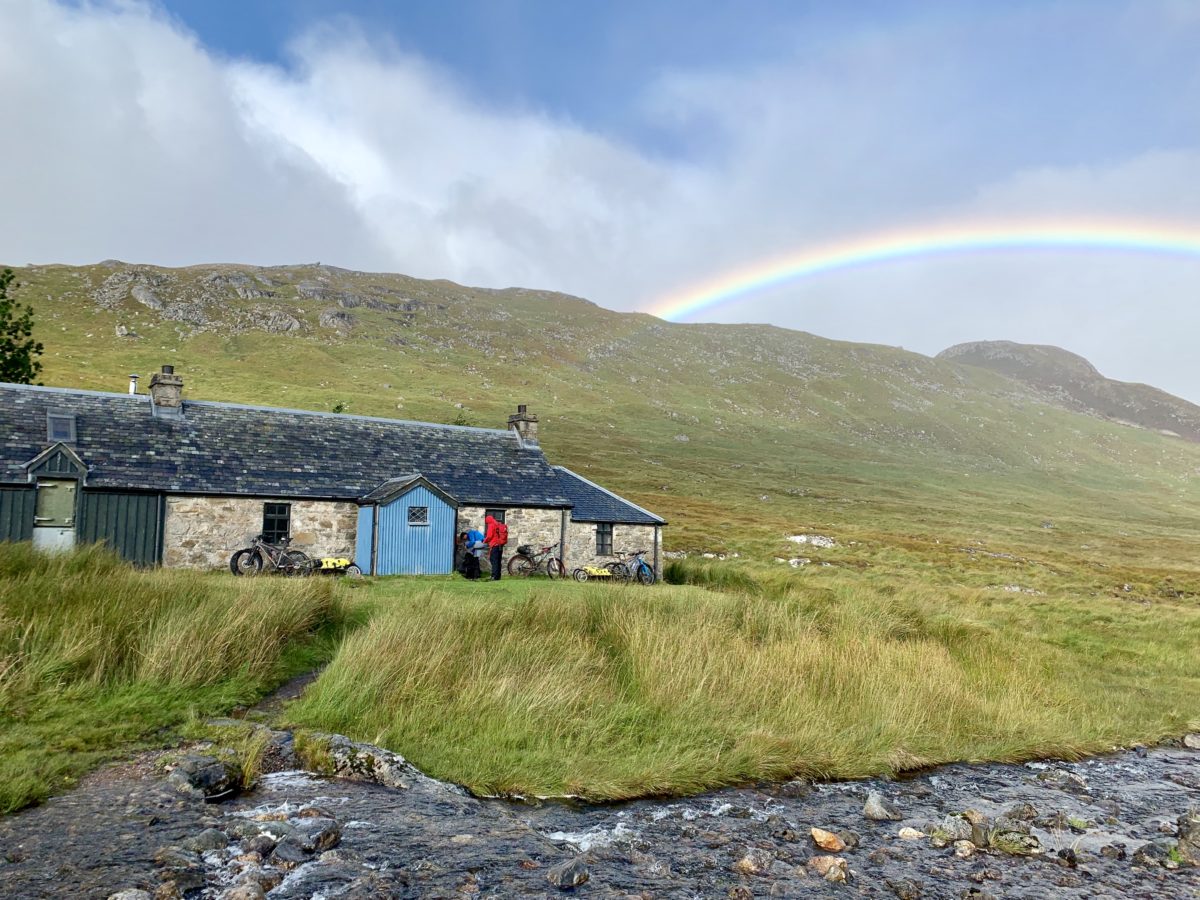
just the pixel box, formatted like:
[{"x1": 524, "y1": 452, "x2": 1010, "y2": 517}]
[{"x1": 484, "y1": 514, "x2": 508, "y2": 581}]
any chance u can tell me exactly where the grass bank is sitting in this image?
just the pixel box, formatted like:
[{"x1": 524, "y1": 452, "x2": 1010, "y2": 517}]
[
  {"x1": 0, "y1": 543, "x2": 344, "y2": 813},
  {"x1": 289, "y1": 566, "x2": 1200, "y2": 800}
]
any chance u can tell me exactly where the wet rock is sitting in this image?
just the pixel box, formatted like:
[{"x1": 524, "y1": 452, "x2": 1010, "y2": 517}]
[
  {"x1": 218, "y1": 884, "x2": 265, "y2": 900},
  {"x1": 811, "y1": 826, "x2": 845, "y2": 851},
  {"x1": 152, "y1": 844, "x2": 204, "y2": 897},
  {"x1": 1184, "y1": 733, "x2": 1200, "y2": 750},
  {"x1": 864, "y1": 790, "x2": 903, "y2": 821},
  {"x1": 733, "y1": 847, "x2": 774, "y2": 875},
  {"x1": 180, "y1": 828, "x2": 228, "y2": 853},
  {"x1": 1035, "y1": 768, "x2": 1089, "y2": 794},
  {"x1": 107, "y1": 892, "x2": 154, "y2": 900},
  {"x1": 990, "y1": 831, "x2": 1041, "y2": 856},
  {"x1": 953, "y1": 840, "x2": 976, "y2": 859},
  {"x1": 167, "y1": 755, "x2": 239, "y2": 799},
  {"x1": 239, "y1": 868, "x2": 283, "y2": 893},
  {"x1": 806, "y1": 855, "x2": 849, "y2": 883},
  {"x1": 290, "y1": 817, "x2": 341, "y2": 853},
  {"x1": 898, "y1": 827, "x2": 925, "y2": 841},
  {"x1": 931, "y1": 815, "x2": 973, "y2": 848},
  {"x1": 268, "y1": 840, "x2": 308, "y2": 870},
  {"x1": 727, "y1": 888, "x2": 752, "y2": 900},
  {"x1": 546, "y1": 855, "x2": 589, "y2": 889},
  {"x1": 244, "y1": 833, "x2": 276, "y2": 855},
  {"x1": 1177, "y1": 807, "x2": 1200, "y2": 865},
  {"x1": 1099, "y1": 842, "x2": 1127, "y2": 860},
  {"x1": 885, "y1": 877, "x2": 923, "y2": 899},
  {"x1": 777, "y1": 779, "x2": 812, "y2": 799},
  {"x1": 1056, "y1": 848, "x2": 1078, "y2": 869},
  {"x1": 297, "y1": 805, "x2": 336, "y2": 819},
  {"x1": 1002, "y1": 802, "x2": 1038, "y2": 821}
]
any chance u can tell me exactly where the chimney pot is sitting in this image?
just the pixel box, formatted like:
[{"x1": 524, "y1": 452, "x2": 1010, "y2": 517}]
[
  {"x1": 128, "y1": 373, "x2": 140, "y2": 395},
  {"x1": 507, "y1": 405, "x2": 539, "y2": 446},
  {"x1": 149, "y1": 364, "x2": 184, "y2": 413}
]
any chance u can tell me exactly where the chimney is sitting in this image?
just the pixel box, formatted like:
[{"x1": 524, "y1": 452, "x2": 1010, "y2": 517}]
[
  {"x1": 128, "y1": 373, "x2": 140, "y2": 395},
  {"x1": 149, "y1": 365, "x2": 184, "y2": 415},
  {"x1": 507, "y1": 404, "x2": 539, "y2": 446}
]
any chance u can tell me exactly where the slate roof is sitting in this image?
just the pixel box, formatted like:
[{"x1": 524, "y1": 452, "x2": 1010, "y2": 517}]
[
  {"x1": 554, "y1": 466, "x2": 666, "y2": 525},
  {"x1": 1, "y1": 384, "x2": 574, "y2": 508}
]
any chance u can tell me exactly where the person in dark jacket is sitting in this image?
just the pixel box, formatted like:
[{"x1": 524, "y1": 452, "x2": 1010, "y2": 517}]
[
  {"x1": 456, "y1": 532, "x2": 482, "y2": 579},
  {"x1": 484, "y1": 514, "x2": 507, "y2": 581}
]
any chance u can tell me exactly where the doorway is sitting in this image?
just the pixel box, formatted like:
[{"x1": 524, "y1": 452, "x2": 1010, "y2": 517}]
[{"x1": 32, "y1": 479, "x2": 77, "y2": 552}]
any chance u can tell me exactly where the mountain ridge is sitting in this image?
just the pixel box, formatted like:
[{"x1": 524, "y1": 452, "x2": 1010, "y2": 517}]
[{"x1": 9, "y1": 261, "x2": 1200, "y2": 554}]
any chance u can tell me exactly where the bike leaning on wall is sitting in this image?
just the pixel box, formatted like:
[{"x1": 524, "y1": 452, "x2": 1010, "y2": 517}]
[
  {"x1": 605, "y1": 549, "x2": 656, "y2": 585},
  {"x1": 229, "y1": 534, "x2": 315, "y2": 577}
]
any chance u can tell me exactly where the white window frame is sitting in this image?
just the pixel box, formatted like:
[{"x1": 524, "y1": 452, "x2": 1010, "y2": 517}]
[{"x1": 407, "y1": 505, "x2": 430, "y2": 526}]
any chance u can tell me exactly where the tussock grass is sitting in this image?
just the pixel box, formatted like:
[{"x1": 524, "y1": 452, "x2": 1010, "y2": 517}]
[
  {"x1": 288, "y1": 570, "x2": 1200, "y2": 801},
  {"x1": 0, "y1": 543, "x2": 342, "y2": 812}
]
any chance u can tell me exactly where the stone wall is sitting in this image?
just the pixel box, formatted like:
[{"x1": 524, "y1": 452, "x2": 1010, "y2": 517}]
[
  {"x1": 566, "y1": 521, "x2": 660, "y2": 574},
  {"x1": 163, "y1": 495, "x2": 358, "y2": 570},
  {"x1": 457, "y1": 505, "x2": 566, "y2": 567}
]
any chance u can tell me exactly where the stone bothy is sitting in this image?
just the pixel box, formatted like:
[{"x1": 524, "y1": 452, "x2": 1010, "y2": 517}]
[{"x1": 0, "y1": 371, "x2": 665, "y2": 575}]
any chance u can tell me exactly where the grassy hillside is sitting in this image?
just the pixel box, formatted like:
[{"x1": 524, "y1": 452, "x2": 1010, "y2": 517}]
[{"x1": 9, "y1": 261, "x2": 1200, "y2": 584}]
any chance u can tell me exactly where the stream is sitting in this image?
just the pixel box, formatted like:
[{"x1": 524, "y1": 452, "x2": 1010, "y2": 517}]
[{"x1": 0, "y1": 730, "x2": 1197, "y2": 898}]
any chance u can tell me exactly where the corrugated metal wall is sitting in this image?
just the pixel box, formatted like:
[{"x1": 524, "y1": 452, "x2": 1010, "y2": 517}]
[
  {"x1": 374, "y1": 485, "x2": 456, "y2": 575},
  {"x1": 79, "y1": 491, "x2": 165, "y2": 566},
  {"x1": 0, "y1": 487, "x2": 35, "y2": 542}
]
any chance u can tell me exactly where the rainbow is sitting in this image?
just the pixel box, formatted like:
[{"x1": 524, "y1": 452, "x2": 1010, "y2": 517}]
[{"x1": 645, "y1": 218, "x2": 1200, "y2": 321}]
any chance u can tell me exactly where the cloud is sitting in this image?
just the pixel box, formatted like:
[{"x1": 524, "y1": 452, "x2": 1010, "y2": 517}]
[{"x1": 2, "y1": 0, "x2": 1200, "y2": 399}]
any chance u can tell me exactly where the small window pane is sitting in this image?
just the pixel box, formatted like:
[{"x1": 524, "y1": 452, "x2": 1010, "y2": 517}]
[
  {"x1": 408, "y1": 506, "x2": 429, "y2": 525},
  {"x1": 263, "y1": 503, "x2": 291, "y2": 543},
  {"x1": 596, "y1": 523, "x2": 613, "y2": 556},
  {"x1": 484, "y1": 508, "x2": 506, "y2": 523}
]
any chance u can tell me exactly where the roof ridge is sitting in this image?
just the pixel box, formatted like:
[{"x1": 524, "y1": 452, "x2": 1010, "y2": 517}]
[{"x1": 0, "y1": 381, "x2": 514, "y2": 436}]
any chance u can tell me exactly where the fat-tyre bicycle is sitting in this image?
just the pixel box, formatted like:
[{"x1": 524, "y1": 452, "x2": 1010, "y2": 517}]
[
  {"x1": 229, "y1": 535, "x2": 315, "y2": 576},
  {"x1": 507, "y1": 542, "x2": 566, "y2": 578},
  {"x1": 605, "y1": 549, "x2": 656, "y2": 585}
]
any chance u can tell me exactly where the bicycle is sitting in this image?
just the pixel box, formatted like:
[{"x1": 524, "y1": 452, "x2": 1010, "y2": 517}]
[
  {"x1": 605, "y1": 549, "x2": 656, "y2": 585},
  {"x1": 229, "y1": 535, "x2": 314, "y2": 577},
  {"x1": 507, "y1": 542, "x2": 566, "y2": 578}
]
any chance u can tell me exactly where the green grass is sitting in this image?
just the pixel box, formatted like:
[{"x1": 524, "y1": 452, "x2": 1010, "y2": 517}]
[
  {"x1": 0, "y1": 543, "x2": 345, "y2": 812},
  {"x1": 286, "y1": 565, "x2": 1200, "y2": 800}
]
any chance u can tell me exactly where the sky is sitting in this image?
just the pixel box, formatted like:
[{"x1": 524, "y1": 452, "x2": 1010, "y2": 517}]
[{"x1": 4, "y1": 1, "x2": 1200, "y2": 399}]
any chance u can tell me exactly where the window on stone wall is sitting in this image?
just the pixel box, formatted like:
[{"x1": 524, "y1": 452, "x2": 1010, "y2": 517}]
[
  {"x1": 484, "y1": 508, "x2": 506, "y2": 523},
  {"x1": 596, "y1": 523, "x2": 614, "y2": 556},
  {"x1": 407, "y1": 506, "x2": 429, "y2": 526},
  {"x1": 263, "y1": 502, "x2": 291, "y2": 544}
]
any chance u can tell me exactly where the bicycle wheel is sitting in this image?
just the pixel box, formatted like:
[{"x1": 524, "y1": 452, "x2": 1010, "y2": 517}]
[
  {"x1": 572, "y1": 567, "x2": 589, "y2": 582},
  {"x1": 508, "y1": 555, "x2": 536, "y2": 577},
  {"x1": 605, "y1": 561, "x2": 631, "y2": 582},
  {"x1": 637, "y1": 562, "x2": 656, "y2": 586},
  {"x1": 546, "y1": 557, "x2": 566, "y2": 579},
  {"x1": 282, "y1": 550, "x2": 314, "y2": 577},
  {"x1": 230, "y1": 548, "x2": 262, "y2": 576}
]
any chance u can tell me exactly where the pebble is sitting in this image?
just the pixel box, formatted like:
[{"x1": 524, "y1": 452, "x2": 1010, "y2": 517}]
[
  {"x1": 810, "y1": 826, "x2": 846, "y2": 851},
  {"x1": 806, "y1": 855, "x2": 848, "y2": 883},
  {"x1": 953, "y1": 840, "x2": 976, "y2": 859},
  {"x1": 898, "y1": 827, "x2": 925, "y2": 841},
  {"x1": 864, "y1": 791, "x2": 903, "y2": 821}
]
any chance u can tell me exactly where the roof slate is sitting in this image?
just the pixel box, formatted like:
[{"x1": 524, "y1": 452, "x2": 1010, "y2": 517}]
[
  {"x1": 554, "y1": 466, "x2": 666, "y2": 525},
  {"x1": 1, "y1": 384, "x2": 575, "y2": 508}
]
